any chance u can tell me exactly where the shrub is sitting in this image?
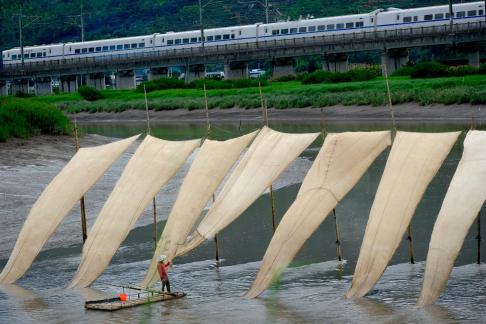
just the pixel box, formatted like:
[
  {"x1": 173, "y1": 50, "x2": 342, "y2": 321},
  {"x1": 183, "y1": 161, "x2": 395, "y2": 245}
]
[
  {"x1": 0, "y1": 98, "x2": 71, "y2": 142},
  {"x1": 274, "y1": 74, "x2": 297, "y2": 82},
  {"x1": 78, "y1": 85, "x2": 104, "y2": 101},
  {"x1": 301, "y1": 67, "x2": 380, "y2": 85},
  {"x1": 448, "y1": 65, "x2": 479, "y2": 76},
  {"x1": 410, "y1": 61, "x2": 449, "y2": 79},
  {"x1": 15, "y1": 91, "x2": 34, "y2": 98},
  {"x1": 137, "y1": 77, "x2": 186, "y2": 93},
  {"x1": 190, "y1": 78, "x2": 266, "y2": 90}
]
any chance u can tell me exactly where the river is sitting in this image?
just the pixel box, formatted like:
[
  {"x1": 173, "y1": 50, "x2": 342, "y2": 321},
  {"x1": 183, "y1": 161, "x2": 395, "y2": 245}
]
[{"x1": 0, "y1": 121, "x2": 485, "y2": 323}]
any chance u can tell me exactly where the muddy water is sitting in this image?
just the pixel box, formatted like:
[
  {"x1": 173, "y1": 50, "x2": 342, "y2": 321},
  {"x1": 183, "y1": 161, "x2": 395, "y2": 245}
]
[{"x1": 0, "y1": 121, "x2": 485, "y2": 323}]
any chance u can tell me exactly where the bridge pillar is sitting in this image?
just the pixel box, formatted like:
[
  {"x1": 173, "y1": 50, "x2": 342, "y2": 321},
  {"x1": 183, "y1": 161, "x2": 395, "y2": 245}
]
[
  {"x1": 60, "y1": 75, "x2": 79, "y2": 93},
  {"x1": 468, "y1": 50, "x2": 480, "y2": 68},
  {"x1": 115, "y1": 70, "x2": 136, "y2": 90},
  {"x1": 381, "y1": 49, "x2": 409, "y2": 76},
  {"x1": 185, "y1": 64, "x2": 206, "y2": 83},
  {"x1": 0, "y1": 81, "x2": 7, "y2": 97},
  {"x1": 324, "y1": 53, "x2": 349, "y2": 73},
  {"x1": 272, "y1": 58, "x2": 295, "y2": 79},
  {"x1": 86, "y1": 73, "x2": 106, "y2": 90},
  {"x1": 224, "y1": 61, "x2": 249, "y2": 80},
  {"x1": 11, "y1": 79, "x2": 30, "y2": 95},
  {"x1": 148, "y1": 67, "x2": 169, "y2": 81},
  {"x1": 34, "y1": 77, "x2": 53, "y2": 96}
]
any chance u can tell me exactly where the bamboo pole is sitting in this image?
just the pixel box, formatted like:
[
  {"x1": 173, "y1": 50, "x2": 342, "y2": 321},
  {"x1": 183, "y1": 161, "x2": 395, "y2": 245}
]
[
  {"x1": 73, "y1": 118, "x2": 88, "y2": 244},
  {"x1": 384, "y1": 60, "x2": 415, "y2": 264},
  {"x1": 144, "y1": 85, "x2": 157, "y2": 252},
  {"x1": 203, "y1": 83, "x2": 220, "y2": 265},
  {"x1": 477, "y1": 212, "x2": 481, "y2": 265},
  {"x1": 332, "y1": 209, "x2": 343, "y2": 262},
  {"x1": 258, "y1": 81, "x2": 277, "y2": 233}
]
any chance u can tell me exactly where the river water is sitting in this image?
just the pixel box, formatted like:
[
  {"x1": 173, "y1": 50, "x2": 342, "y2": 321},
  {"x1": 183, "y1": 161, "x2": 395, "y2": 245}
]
[{"x1": 0, "y1": 121, "x2": 485, "y2": 323}]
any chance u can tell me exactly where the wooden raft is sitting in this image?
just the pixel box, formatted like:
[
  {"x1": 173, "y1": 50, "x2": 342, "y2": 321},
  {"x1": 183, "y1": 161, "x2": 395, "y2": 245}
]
[{"x1": 85, "y1": 292, "x2": 186, "y2": 311}]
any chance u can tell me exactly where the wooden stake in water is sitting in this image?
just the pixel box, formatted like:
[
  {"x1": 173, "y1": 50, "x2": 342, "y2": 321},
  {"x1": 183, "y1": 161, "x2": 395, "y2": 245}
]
[
  {"x1": 258, "y1": 81, "x2": 277, "y2": 233},
  {"x1": 203, "y1": 84, "x2": 220, "y2": 265},
  {"x1": 144, "y1": 85, "x2": 157, "y2": 252},
  {"x1": 406, "y1": 225, "x2": 415, "y2": 264},
  {"x1": 477, "y1": 212, "x2": 482, "y2": 264},
  {"x1": 332, "y1": 209, "x2": 343, "y2": 262},
  {"x1": 73, "y1": 118, "x2": 88, "y2": 244}
]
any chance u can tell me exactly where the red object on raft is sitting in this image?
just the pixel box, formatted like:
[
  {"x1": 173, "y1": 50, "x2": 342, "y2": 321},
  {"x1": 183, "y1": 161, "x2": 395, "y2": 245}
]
[{"x1": 119, "y1": 293, "x2": 127, "y2": 302}]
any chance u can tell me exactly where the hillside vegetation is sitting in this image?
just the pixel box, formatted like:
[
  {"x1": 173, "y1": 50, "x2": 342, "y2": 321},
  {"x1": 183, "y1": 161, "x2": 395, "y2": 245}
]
[{"x1": 1, "y1": 0, "x2": 443, "y2": 51}]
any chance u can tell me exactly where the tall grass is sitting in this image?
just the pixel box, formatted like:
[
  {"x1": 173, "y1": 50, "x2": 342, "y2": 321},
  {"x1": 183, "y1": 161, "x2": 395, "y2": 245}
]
[{"x1": 0, "y1": 98, "x2": 71, "y2": 142}]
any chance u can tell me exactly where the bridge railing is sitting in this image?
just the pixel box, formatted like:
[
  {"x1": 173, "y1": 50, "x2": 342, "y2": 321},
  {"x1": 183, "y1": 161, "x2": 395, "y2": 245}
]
[{"x1": 1, "y1": 21, "x2": 485, "y2": 76}]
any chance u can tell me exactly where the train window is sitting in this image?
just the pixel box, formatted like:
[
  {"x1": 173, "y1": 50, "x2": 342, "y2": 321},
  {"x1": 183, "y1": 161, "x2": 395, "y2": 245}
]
[
  {"x1": 43, "y1": 52, "x2": 46, "y2": 56},
  {"x1": 117, "y1": 45, "x2": 123, "y2": 50},
  {"x1": 446, "y1": 13, "x2": 450, "y2": 18},
  {"x1": 131, "y1": 43, "x2": 137, "y2": 48},
  {"x1": 124, "y1": 44, "x2": 130, "y2": 49},
  {"x1": 37, "y1": 52, "x2": 42, "y2": 57},
  {"x1": 150, "y1": 39, "x2": 153, "y2": 44},
  {"x1": 222, "y1": 34, "x2": 229, "y2": 40},
  {"x1": 424, "y1": 14, "x2": 433, "y2": 21},
  {"x1": 231, "y1": 34, "x2": 235, "y2": 39},
  {"x1": 308, "y1": 26, "x2": 316, "y2": 32},
  {"x1": 480, "y1": 10, "x2": 484, "y2": 16},
  {"x1": 190, "y1": 37, "x2": 197, "y2": 43},
  {"x1": 207, "y1": 35, "x2": 214, "y2": 41},
  {"x1": 326, "y1": 24, "x2": 334, "y2": 30},
  {"x1": 371, "y1": 17, "x2": 374, "y2": 23},
  {"x1": 12, "y1": 55, "x2": 17, "y2": 60},
  {"x1": 30, "y1": 53, "x2": 36, "y2": 58},
  {"x1": 272, "y1": 30, "x2": 279, "y2": 35},
  {"x1": 49, "y1": 49, "x2": 52, "y2": 53},
  {"x1": 75, "y1": 49, "x2": 80, "y2": 54},
  {"x1": 414, "y1": 16, "x2": 418, "y2": 21},
  {"x1": 175, "y1": 39, "x2": 181, "y2": 44},
  {"x1": 183, "y1": 38, "x2": 189, "y2": 44},
  {"x1": 264, "y1": 28, "x2": 268, "y2": 33},
  {"x1": 456, "y1": 11, "x2": 465, "y2": 18},
  {"x1": 336, "y1": 23, "x2": 344, "y2": 29},
  {"x1": 467, "y1": 10, "x2": 477, "y2": 16},
  {"x1": 69, "y1": 47, "x2": 72, "y2": 52},
  {"x1": 24, "y1": 54, "x2": 29, "y2": 59},
  {"x1": 215, "y1": 35, "x2": 222, "y2": 40},
  {"x1": 299, "y1": 27, "x2": 306, "y2": 33},
  {"x1": 396, "y1": 14, "x2": 400, "y2": 21},
  {"x1": 280, "y1": 29, "x2": 288, "y2": 34},
  {"x1": 346, "y1": 22, "x2": 353, "y2": 29},
  {"x1": 139, "y1": 43, "x2": 145, "y2": 48},
  {"x1": 435, "y1": 13, "x2": 444, "y2": 19},
  {"x1": 356, "y1": 21, "x2": 364, "y2": 28},
  {"x1": 103, "y1": 46, "x2": 108, "y2": 51},
  {"x1": 96, "y1": 47, "x2": 101, "y2": 52},
  {"x1": 318, "y1": 25, "x2": 326, "y2": 31},
  {"x1": 404, "y1": 16, "x2": 412, "y2": 23},
  {"x1": 89, "y1": 47, "x2": 94, "y2": 53},
  {"x1": 167, "y1": 39, "x2": 174, "y2": 45},
  {"x1": 290, "y1": 28, "x2": 297, "y2": 34},
  {"x1": 82, "y1": 48, "x2": 87, "y2": 53},
  {"x1": 238, "y1": 30, "x2": 242, "y2": 35}
]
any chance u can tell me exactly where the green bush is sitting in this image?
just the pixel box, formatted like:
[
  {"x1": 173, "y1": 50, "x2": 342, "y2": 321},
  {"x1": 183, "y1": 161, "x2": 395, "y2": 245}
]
[
  {"x1": 301, "y1": 67, "x2": 380, "y2": 85},
  {"x1": 448, "y1": 65, "x2": 479, "y2": 76},
  {"x1": 410, "y1": 61, "x2": 449, "y2": 79},
  {"x1": 15, "y1": 91, "x2": 35, "y2": 98},
  {"x1": 190, "y1": 78, "x2": 266, "y2": 90},
  {"x1": 0, "y1": 98, "x2": 71, "y2": 142},
  {"x1": 78, "y1": 85, "x2": 105, "y2": 101},
  {"x1": 274, "y1": 74, "x2": 297, "y2": 82},
  {"x1": 137, "y1": 77, "x2": 187, "y2": 93}
]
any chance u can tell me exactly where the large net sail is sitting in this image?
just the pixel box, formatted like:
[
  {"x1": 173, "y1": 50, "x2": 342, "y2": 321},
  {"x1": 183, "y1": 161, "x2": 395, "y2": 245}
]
[
  {"x1": 0, "y1": 135, "x2": 139, "y2": 284},
  {"x1": 68, "y1": 135, "x2": 200, "y2": 288},
  {"x1": 345, "y1": 131, "x2": 459, "y2": 299},
  {"x1": 244, "y1": 131, "x2": 391, "y2": 298},
  {"x1": 418, "y1": 131, "x2": 486, "y2": 306},
  {"x1": 176, "y1": 126, "x2": 319, "y2": 257},
  {"x1": 140, "y1": 131, "x2": 258, "y2": 288}
]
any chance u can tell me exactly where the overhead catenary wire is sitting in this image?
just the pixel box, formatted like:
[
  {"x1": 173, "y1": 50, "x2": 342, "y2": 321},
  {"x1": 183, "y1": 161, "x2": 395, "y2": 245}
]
[{"x1": 144, "y1": 85, "x2": 157, "y2": 253}]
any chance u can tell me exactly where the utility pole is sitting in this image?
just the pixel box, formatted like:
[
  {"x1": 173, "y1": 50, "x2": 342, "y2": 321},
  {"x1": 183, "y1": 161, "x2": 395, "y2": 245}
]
[
  {"x1": 18, "y1": 9, "x2": 24, "y2": 66},
  {"x1": 265, "y1": 0, "x2": 269, "y2": 24},
  {"x1": 81, "y1": 0, "x2": 85, "y2": 42},
  {"x1": 449, "y1": 0, "x2": 454, "y2": 32},
  {"x1": 15, "y1": 8, "x2": 43, "y2": 67},
  {"x1": 199, "y1": 0, "x2": 205, "y2": 51}
]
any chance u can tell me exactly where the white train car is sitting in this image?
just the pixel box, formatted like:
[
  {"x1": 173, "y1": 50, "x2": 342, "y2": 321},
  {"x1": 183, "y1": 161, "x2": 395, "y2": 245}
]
[{"x1": 2, "y1": 2, "x2": 484, "y2": 66}]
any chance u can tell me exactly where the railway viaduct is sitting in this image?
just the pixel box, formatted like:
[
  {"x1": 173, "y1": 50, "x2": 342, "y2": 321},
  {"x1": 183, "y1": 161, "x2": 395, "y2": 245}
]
[{"x1": 0, "y1": 21, "x2": 485, "y2": 96}]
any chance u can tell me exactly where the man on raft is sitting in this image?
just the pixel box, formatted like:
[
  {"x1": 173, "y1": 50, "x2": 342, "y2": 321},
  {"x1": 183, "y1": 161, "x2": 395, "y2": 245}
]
[{"x1": 157, "y1": 255, "x2": 172, "y2": 293}]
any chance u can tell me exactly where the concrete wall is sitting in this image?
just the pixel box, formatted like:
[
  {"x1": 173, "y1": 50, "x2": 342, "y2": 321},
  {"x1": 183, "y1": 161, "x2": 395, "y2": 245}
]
[
  {"x1": 148, "y1": 67, "x2": 169, "y2": 81},
  {"x1": 324, "y1": 53, "x2": 349, "y2": 73},
  {"x1": 11, "y1": 79, "x2": 29, "y2": 95},
  {"x1": 86, "y1": 73, "x2": 106, "y2": 90},
  {"x1": 60, "y1": 75, "x2": 79, "y2": 93},
  {"x1": 0, "y1": 81, "x2": 7, "y2": 97},
  {"x1": 381, "y1": 49, "x2": 409, "y2": 76},
  {"x1": 185, "y1": 64, "x2": 205, "y2": 82}
]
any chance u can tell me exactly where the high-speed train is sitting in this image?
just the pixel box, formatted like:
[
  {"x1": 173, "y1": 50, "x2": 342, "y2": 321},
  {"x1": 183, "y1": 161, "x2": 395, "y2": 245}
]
[{"x1": 2, "y1": 2, "x2": 484, "y2": 65}]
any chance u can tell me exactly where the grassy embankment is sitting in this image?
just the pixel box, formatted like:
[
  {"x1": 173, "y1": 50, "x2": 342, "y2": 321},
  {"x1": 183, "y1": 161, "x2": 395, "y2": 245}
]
[
  {"x1": 0, "y1": 98, "x2": 72, "y2": 142},
  {"x1": 32, "y1": 74, "x2": 486, "y2": 114}
]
